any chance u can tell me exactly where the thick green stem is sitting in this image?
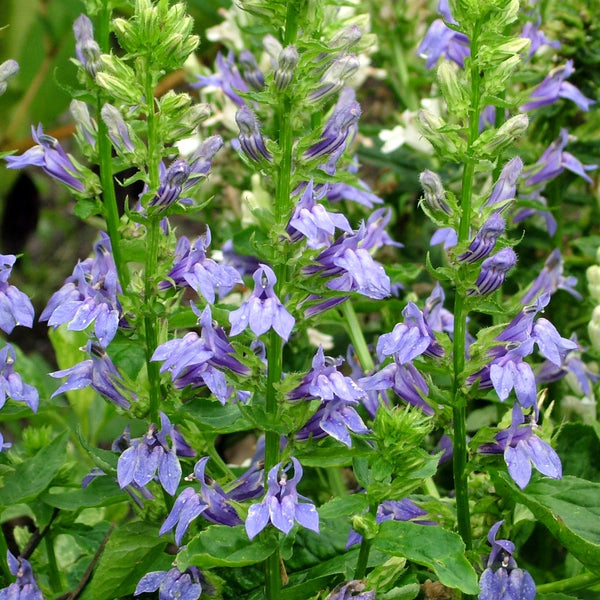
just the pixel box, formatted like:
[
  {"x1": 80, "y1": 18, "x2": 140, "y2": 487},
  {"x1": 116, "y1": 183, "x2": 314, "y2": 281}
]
[
  {"x1": 354, "y1": 537, "x2": 372, "y2": 579},
  {"x1": 536, "y1": 572, "x2": 600, "y2": 594},
  {"x1": 342, "y1": 301, "x2": 374, "y2": 373},
  {"x1": 451, "y1": 23, "x2": 482, "y2": 553}
]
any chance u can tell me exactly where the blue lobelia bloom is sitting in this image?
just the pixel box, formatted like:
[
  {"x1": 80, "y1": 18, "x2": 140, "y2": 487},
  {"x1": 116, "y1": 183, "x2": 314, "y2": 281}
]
[
  {"x1": 288, "y1": 345, "x2": 366, "y2": 404},
  {"x1": 148, "y1": 158, "x2": 191, "y2": 210},
  {"x1": 5, "y1": 124, "x2": 86, "y2": 192},
  {"x1": 326, "y1": 581, "x2": 375, "y2": 600},
  {"x1": 287, "y1": 180, "x2": 353, "y2": 249},
  {"x1": 377, "y1": 301, "x2": 443, "y2": 364},
  {"x1": 50, "y1": 340, "x2": 136, "y2": 409},
  {"x1": 480, "y1": 404, "x2": 562, "y2": 489},
  {"x1": 478, "y1": 521, "x2": 536, "y2": 600},
  {"x1": 524, "y1": 129, "x2": 597, "y2": 187},
  {"x1": 521, "y1": 18, "x2": 561, "y2": 58},
  {"x1": 159, "y1": 228, "x2": 242, "y2": 303},
  {"x1": 521, "y1": 249, "x2": 581, "y2": 304},
  {"x1": 0, "y1": 254, "x2": 34, "y2": 334},
  {"x1": 0, "y1": 552, "x2": 44, "y2": 600},
  {"x1": 521, "y1": 61, "x2": 595, "y2": 112},
  {"x1": 153, "y1": 304, "x2": 251, "y2": 405},
  {"x1": 194, "y1": 50, "x2": 249, "y2": 106},
  {"x1": 117, "y1": 412, "x2": 182, "y2": 496},
  {"x1": 417, "y1": 19, "x2": 470, "y2": 69},
  {"x1": 40, "y1": 232, "x2": 122, "y2": 348},
  {"x1": 159, "y1": 457, "x2": 243, "y2": 545},
  {"x1": 347, "y1": 498, "x2": 435, "y2": 548},
  {"x1": 245, "y1": 457, "x2": 319, "y2": 540},
  {"x1": 101, "y1": 103, "x2": 135, "y2": 153},
  {"x1": 238, "y1": 49, "x2": 265, "y2": 90},
  {"x1": 468, "y1": 248, "x2": 517, "y2": 296},
  {"x1": 485, "y1": 156, "x2": 523, "y2": 209},
  {"x1": 0, "y1": 344, "x2": 39, "y2": 413},
  {"x1": 229, "y1": 264, "x2": 295, "y2": 341},
  {"x1": 135, "y1": 565, "x2": 205, "y2": 600}
]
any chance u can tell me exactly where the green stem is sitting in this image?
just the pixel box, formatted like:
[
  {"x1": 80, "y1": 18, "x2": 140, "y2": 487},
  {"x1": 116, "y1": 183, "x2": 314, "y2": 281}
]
[
  {"x1": 451, "y1": 22, "x2": 482, "y2": 554},
  {"x1": 354, "y1": 537, "x2": 372, "y2": 579},
  {"x1": 391, "y1": 36, "x2": 419, "y2": 112},
  {"x1": 0, "y1": 528, "x2": 10, "y2": 580},
  {"x1": 144, "y1": 218, "x2": 161, "y2": 424},
  {"x1": 536, "y1": 572, "x2": 600, "y2": 594},
  {"x1": 326, "y1": 467, "x2": 347, "y2": 497},
  {"x1": 342, "y1": 301, "x2": 374, "y2": 373}
]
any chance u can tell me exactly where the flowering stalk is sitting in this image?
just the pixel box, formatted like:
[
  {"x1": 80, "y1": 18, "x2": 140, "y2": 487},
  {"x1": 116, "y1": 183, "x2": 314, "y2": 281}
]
[{"x1": 452, "y1": 22, "x2": 484, "y2": 553}]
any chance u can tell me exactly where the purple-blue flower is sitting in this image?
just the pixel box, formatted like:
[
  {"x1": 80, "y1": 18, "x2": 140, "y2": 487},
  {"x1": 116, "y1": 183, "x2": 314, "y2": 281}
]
[
  {"x1": 117, "y1": 412, "x2": 182, "y2": 496},
  {"x1": 486, "y1": 157, "x2": 523, "y2": 209},
  {"x1": 347, "y1": 498, "x2": 434, "y2": 548},
  {"x1": 5, "y1": 124, "x2": 87, "y2": 191},
  {"x1": 0, "y1": 59, "x2": 19, "y2": 96},
  {"x1": 377, "y1": 302, "x2": 443, "y2": 363},
  {"x1": 326, "y1": 581, "x2": 375, "y2": 600},
  {"x1": 0, "y1": 254, "x2": 34, "y2": 334},
  {"x1": 159, "y1": 228, "x2": 242, "y2": 303},
  {"x1": 521, "y1": 18, "x2": 560, "y2": 57},
  {"x1": 239, "y1": 49, "x2": 265, "y2": 90},
  {"x1": 524, "y1": 129, "x2": 597, "y2": 186},
  {"x1": 480, "y1": 404, "x2": 562, "y2": 489},
  {"x1": 148, "y1": 158, "x2": 190, "y2": 209},
  {"x1": 229, "y1": 264, "x2": 295, "y2": 341},
  {"x1": 308, "y1": 55, "x2": 360, "y2": 102},
  {"x1": 287, "y1": 180, "x2": 353, "y2": 249},
  {"x1": 40, "y1": 232, "x2": 122, "y2": 347},
  {"x1": 521, "y1": 249, "x2": 581, "y2": 304},
  {"x1": 521, "y1": 61, "x2": 595, "y2": 112},
  {"x1": 159, "y1": 457, "x2": 243, "y2": 545},
  {"x1": 101, "y1": 103, "x2": 135, "y2": 153},
  {"x1": 296, "y1": 396, "x2": 370, "y2": 448},
  {"x1": 478, "y1": 521, "x2": 536, "y2": 600},
  {"x1": 0, "y1": 552, "x2": 44, "y2": 600},
  {"x1": 245, "y1": 457, "x2": 319, "y2": 540},
  {"x1": 50, "y1": 340, "x2": 136, "y2": 409},
  {"x1": 135, "y1": 565, "x2": 205, "y2": 600},
  {"x1": 194, "y1": 50, "x2": 248, "y2": 106},
  {"x1": 468, "y1": 248, "x2": 517, "y2": 296},
  {"x1": 417, "y1": 19, "x2": 470, "y2": 69},
  {"x1": 289, "y1": 346, "x2": 366, "y2": 403},
  {"x1": 0, "y1": 344, "x2": 39, "y2": 413}
]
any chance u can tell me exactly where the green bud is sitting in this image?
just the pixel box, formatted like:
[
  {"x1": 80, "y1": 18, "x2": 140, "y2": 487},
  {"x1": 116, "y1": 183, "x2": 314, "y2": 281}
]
[
  {"x1": 589, "y1": 306, "x2": 600, "y2": 350},
  {"x1": 587, "y1": 266, "x2": 600, "y2": 303},
  {"x1": 473, "y1": 113, "x2": 528, "y2": 156},
  {"x1": 417, "y1": 109, "x2": 465, "y2": 158},
  {"x1": 437, "y1": 61, "x2": 468, "y2": 115},
  {"x1": 350, "y1": 511, "x2": 379, "y2": 541},
  {"x1": 96, "y1": 55, "x2": 143, "y2": 103}
]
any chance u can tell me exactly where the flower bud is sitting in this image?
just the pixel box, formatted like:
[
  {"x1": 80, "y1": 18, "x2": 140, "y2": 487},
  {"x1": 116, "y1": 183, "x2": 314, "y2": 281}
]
[
  {"x1": 263, "y1": 34, "x2": 283, "y2": 63},
  {"x1": 437, "y1": 61, "x2": 467, "y2": 111},
  {"x1": 458, "y1": 214, "x2": 505, "y2": 263},
  {"x1": 70, "y1": 99, "x2": 96, "y2": 147},
  {"x1": 468, "y1": 247, "x2": 517, "y2": 295},
  {"x1": 475, "y1": 114, "x2": 529, "y2": 155},
  {"x1": 239, "y1": 50, "x2": 265, "y2": 90},
  {"x1": 235, "y1": 106, "x2": 272, "y2": 162},
  {"x1": 330, "y1": 25, "x2": 362, "y2": 50},
  {"x1": 308, "y1": 55, "x2": 360, "y2": 102},
  {"x1": 587, "y1": 266, "x2": 600, "y2": 304},
  {"x1": 101, "y1": 104, "x2": 135, "y2": 153},
  {"x1": 0, "y1": 59, "x2": 19, "y2": 95},
  {"x1": 274, "y1": 45, "x2": 299, "y2": 91},
  {"x1": 589, "y1": 306, "x2": 600, "y2": 351},
  {"x1": 420, "y1": 170, "x2": 452, "y2": 215}
]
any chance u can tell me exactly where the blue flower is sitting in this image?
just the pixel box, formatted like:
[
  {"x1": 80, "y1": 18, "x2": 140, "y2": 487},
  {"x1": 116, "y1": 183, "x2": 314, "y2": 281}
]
[
  {"x1": 296, "y1": 396, "x2": 370, "y2": 448},
  {"x1": 417, "y1": 19, "x2": 470, "y2": 69},
  {"x1": 238, "y1": 49, "x2": 265, "y2": 90},
  {"x1": 117, "y1": 412, "x2": 182, "y2": 496},
  {"x1": 193, "y1": 50, "x2": 248, "y2": 106},
  {"x1": 50, "y1": 340, "x2": 136, "y2": 409},
  {"x1": 485, "y1": 157, "x2": 523, "y2": 209},
  {"x1": 521, "y1": 61, "x2": 595, "y2": 112},
  {"x1": 308, "y1": 55, "x2": 360, "y2": 103},
  {"x1": 0, "y1": 59, "x2": 19, "y2": 96},
  {"x1": 458, "y1": 214, "x2": 505, "y2": 264},
  {"x1": 0, "y1": 344, "x2": 39, "y2": 413},
  {"x1": 5, "y1": 124, "x2": 86, "y2": 191},
  {"x1": 135, "y1": 566, "x2": 205, "y2": 600},
  {"x1": 0, "y1": 254, "x2": 34, "y2": 334},
  {"x1": 478, "y1": 521, "x2": 536, "y2": 600},
  {"x1": 73, "y1": 14, "x2": 102, "y2": 78},
  {"x1": 521, "y1": 249, "x2": 581, "y2": 304},
  {"x1": 480, "y1": 404, "x2": 562, "y2": 489},
  {"x1": 0, "y1": 552, "x2": 43, "y2": 600},
  {"x1": 40, "y1": 232, "x2": 122, "y2": 348},
  {"x1": 229, "y1": 264, "x2": 295, "y2": 341},
  {"x1": 326, "y1": 581, "x2": 375, "y2": 600},
  {"x1": 245, "y1": 457, "x2": 319, "y2": 539},
  {"x1": 159, "y1": 229, "x2": 242, "y2": 303}
]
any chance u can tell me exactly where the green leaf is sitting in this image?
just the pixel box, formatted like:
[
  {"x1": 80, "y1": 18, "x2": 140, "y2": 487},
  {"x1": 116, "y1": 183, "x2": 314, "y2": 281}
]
[
  {"x1": 79, "y1": 521, "x2": 172, "y2": 600},
  {"x1": 496, "y1": 474, "x2": 600, "y2": 573},
  {"x1": 183, "y1": 398, "x2": 253, "y2": 433},
  {"x1": 177, "y1": 525, "x2": 275, "y2": 570},
  {"x1": 41, "y1": 476, "x2": 127, "y2": 510},
  {"x1": 318, "y1": 494, "x2": 369, "y2": 520},
  {"x1": 0, "y1": 430, "x2": 69, "y2": 506},
  {"x1": 373, "y1": 520, "x2": 480, "y2": 594},
  {"x1": 537, "y1": 594, "x2": 581, "y2": 600},
  {"x1": 555, "y1": 423, "x2": 600, "y2": 482}
]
